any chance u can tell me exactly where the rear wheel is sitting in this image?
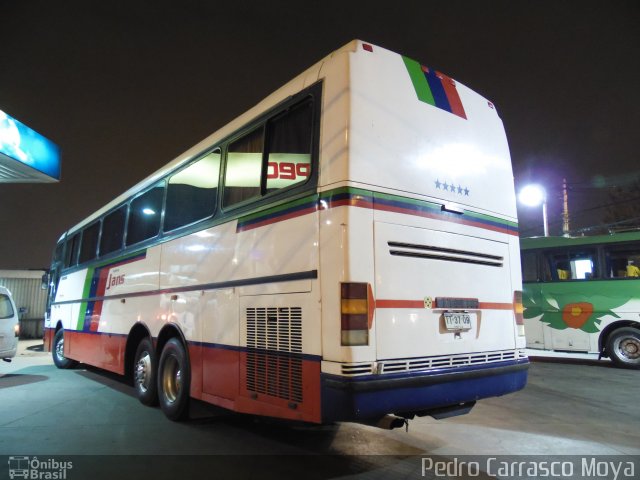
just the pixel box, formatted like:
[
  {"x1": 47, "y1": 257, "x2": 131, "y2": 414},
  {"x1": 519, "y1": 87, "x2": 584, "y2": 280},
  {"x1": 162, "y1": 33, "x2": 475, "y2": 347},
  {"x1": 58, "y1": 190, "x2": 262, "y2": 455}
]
[
  {"x1": 157, "y1": 337, "x2": 190, "y2": 420},
  {"x1": 606, "y1": 327, "x2": 640, "y2": 369},
  {"x1": 52, "y1": 329, "x2": 78, "y2": 369},
  {"x1": 133, "y1": 337, "x2": 158, "y2": 406}
]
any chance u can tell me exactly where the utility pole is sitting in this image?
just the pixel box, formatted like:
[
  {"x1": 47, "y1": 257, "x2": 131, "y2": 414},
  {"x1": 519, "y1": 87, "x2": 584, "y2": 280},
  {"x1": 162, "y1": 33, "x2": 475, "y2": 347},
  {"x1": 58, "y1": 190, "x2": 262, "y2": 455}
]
[{"x1": 562, "y1": 178, "x2": 570, "y2": 236}]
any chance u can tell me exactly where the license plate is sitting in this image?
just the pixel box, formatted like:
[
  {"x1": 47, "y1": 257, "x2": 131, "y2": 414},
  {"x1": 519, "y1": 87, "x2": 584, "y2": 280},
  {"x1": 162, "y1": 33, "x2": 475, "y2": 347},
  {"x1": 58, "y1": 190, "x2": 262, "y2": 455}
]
[{"x1": 444, "y1": 312, "x2": 473, "y2": 331}]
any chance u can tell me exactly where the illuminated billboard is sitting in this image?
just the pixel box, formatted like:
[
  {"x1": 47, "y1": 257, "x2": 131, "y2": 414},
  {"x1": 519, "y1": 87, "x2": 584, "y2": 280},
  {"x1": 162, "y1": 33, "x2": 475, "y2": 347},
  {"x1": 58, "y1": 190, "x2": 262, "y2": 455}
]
[{"x1": 0, "y1": 109, "x2": 60, "y2": 183}]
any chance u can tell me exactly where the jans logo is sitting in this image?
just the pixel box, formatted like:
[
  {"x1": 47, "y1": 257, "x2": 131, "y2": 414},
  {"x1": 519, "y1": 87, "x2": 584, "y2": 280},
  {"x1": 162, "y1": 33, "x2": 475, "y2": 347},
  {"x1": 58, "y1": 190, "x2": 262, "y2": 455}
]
[{"x1": 105, "y1": 272, "x2": 125, "y2": 291}]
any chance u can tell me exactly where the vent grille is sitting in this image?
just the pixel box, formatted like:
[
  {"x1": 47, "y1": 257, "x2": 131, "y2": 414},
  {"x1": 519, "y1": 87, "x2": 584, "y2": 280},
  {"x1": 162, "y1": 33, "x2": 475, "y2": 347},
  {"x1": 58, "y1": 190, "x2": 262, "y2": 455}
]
[
  {"x1": 388, "y1": 241, "x2": 503, "y2": 267},
  {"x1": 340, "y1": 349, "x2": 526, "y2": 376},
  {"x1": 246, "y1": 307, "x2": 303, "y2": 403}
]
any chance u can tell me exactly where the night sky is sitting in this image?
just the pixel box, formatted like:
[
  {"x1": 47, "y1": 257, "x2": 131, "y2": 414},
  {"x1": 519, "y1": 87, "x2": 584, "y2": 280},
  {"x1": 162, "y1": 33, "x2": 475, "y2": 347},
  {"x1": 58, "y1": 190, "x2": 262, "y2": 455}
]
[{"x1": 0, "y1": 0, "x2": 638, "y2": 269}]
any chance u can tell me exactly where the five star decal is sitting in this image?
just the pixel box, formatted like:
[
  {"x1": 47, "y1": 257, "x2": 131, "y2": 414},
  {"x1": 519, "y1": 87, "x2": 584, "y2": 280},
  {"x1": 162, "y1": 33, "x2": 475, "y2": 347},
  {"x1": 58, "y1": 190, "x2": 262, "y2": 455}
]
[{"x1": 435, "y1": 179, "x2": 470, "y2": 196}]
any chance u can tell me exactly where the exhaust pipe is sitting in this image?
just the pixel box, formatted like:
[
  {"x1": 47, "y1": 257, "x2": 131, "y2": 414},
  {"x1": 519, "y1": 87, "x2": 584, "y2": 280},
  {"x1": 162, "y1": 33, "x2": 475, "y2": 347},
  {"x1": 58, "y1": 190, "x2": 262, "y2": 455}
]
[{"x1": 364, "y1": 414, "x2": 408, "y2": 430}]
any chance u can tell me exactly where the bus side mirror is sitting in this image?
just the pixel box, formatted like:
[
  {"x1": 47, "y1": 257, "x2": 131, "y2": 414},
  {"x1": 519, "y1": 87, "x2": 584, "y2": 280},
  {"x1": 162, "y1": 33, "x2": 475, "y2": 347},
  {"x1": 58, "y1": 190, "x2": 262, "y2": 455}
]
[{"x1": 41, "y1": 273, "x2": 49, "y2": 290}]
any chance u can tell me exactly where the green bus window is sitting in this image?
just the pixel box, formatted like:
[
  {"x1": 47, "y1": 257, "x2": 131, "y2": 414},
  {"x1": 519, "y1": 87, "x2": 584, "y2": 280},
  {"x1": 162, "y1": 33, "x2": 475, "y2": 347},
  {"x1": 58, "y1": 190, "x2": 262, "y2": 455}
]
[
  {"x1": 521, "y1": 252, "x2": 538, "y2": 282},
  {"x1": 604, "y1": 243, "x2": 640, "y2": 278},
  {"x1": 165, "y1": 150, "x2": 220, "y2": 231}
]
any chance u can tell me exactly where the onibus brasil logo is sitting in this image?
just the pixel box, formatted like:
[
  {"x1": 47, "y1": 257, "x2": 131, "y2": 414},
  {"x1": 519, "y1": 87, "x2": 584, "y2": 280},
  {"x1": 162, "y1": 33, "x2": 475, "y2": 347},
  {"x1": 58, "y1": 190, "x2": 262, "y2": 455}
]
[{"x1": 8, "y1": 456, "x2": 72, "y2": 479}]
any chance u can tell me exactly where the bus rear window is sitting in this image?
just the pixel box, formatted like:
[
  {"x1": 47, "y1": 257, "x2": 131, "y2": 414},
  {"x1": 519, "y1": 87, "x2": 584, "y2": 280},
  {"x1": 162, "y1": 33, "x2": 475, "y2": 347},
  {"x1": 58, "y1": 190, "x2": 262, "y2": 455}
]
[{"x1": 265, "y1": 101, "x2": 312, "y2": 193}]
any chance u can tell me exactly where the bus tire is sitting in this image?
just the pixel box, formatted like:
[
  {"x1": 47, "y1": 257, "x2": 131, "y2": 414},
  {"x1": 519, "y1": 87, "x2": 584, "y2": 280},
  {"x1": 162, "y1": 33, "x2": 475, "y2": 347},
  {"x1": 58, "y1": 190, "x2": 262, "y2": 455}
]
[
  {"x1": 52, "y1": 329, "x2": 78, "y2": 369},
  {"x1": 133, "y1": 337, "x2": 159, "y2": 406},
  {"x1": 606, "y1": 327, "x2": 640, "y2": 369},
  {"x1": 157, "y1": 337, "x2": 190, "y2": 421}
]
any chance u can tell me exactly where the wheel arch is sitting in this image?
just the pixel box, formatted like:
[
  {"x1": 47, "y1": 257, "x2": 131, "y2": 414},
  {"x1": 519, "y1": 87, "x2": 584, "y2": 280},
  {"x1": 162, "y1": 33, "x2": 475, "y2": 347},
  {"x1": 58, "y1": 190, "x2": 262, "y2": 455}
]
[
  {"x1": 156, "y1": 323, "x2": 189, "y2": 360},
  {"x1": 599, "y1": 320, "x2": 640, "y2": 357}
]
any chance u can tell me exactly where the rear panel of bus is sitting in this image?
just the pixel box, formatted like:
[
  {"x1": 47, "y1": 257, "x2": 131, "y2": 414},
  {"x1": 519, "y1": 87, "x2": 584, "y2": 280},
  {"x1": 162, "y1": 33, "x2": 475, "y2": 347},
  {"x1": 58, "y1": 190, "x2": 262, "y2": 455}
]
[{"x1": 318, "y1": 42, "x2": 527, "y2": 422}]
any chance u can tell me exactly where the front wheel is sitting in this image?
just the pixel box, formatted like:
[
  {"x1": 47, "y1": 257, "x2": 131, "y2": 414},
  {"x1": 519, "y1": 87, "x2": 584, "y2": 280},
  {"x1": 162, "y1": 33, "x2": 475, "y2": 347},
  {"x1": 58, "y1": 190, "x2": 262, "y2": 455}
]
[
  {"x1": 52, "y1": 329, "x2": 78, "y2": 369},
  {"x1": 157, "y1": 338, "x2": 191, "y2": 420},
  {"x1": 606, "y1": 327, "x2": 640, "y2": 369}
]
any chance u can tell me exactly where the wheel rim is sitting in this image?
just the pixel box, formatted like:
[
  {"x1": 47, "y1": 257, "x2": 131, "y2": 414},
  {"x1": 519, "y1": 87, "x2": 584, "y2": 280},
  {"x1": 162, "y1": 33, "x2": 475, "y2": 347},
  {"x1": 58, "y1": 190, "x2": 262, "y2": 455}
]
[
  {"x1": 613, "y1": 335, "x2": 640, "y2": 363},
  {"x1": 135, "y1": 351, "x2": 152, "y2": 393},
  {"x1": 55, "y1": 336, "x2": 65, "y2": 361},
  {"x1": 161, "y1": 355, "x2": 182, "y2": 404}
]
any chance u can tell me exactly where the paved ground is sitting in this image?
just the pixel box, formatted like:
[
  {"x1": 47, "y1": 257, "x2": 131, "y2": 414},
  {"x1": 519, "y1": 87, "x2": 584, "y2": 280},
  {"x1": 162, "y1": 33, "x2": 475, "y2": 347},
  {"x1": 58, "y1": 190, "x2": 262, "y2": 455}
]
[{"x1": 1, "y1": 340, "x2": 638, "y2": 479}]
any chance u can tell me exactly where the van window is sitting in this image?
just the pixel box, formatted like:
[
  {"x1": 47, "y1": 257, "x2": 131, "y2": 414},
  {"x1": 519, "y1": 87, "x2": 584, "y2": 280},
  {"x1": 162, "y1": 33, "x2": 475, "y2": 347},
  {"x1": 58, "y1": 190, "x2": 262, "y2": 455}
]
[{"x1": 0, "y1": 294, "x2": 14, "y2": 319}]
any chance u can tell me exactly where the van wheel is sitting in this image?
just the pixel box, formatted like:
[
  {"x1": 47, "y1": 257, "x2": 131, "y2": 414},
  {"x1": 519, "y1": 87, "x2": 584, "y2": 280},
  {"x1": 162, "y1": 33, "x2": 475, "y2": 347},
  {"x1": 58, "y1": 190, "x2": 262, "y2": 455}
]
[
  {"x1": 157, "y1": 338, "x2": 190, "y2": 420},
  {"x1": 52, "y1": 329, "x2": 78, "y2": 369},
  {"x1": 606, "y1": 327, "x2": 640, "y2": 369},
  {"x1": 133, "y1": 337, "x2": 158, "y2": 406}
]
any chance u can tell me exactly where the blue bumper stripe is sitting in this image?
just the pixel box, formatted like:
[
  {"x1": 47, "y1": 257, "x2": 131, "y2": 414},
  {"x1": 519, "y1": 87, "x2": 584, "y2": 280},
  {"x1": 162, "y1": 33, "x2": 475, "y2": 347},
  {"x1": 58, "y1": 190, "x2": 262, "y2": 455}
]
[{"x1": 321, "y1": 359, "x2": 528, "y2": 422}]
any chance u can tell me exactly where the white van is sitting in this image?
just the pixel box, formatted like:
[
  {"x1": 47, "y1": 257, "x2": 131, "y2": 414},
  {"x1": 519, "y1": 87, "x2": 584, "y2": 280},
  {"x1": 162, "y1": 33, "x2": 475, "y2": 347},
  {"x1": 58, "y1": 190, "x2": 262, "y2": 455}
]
[{"x1": 0, "y1": 286, "x2": 19, "y2": 361}]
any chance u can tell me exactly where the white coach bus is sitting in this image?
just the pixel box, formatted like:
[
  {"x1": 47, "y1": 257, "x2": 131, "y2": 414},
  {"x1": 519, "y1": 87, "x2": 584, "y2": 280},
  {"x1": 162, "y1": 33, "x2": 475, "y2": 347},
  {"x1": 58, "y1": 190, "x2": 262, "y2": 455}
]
[{"x1": 44, "y1": 40, "x2": 527, "y2": 427}]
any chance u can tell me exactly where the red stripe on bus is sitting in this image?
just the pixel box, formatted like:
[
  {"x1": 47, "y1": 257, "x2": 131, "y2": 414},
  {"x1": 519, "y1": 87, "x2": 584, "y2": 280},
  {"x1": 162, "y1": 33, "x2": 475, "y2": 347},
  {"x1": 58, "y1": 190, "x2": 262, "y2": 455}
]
[{"x1": 64, "y1": 330, "x2": 126, "y2": 375}]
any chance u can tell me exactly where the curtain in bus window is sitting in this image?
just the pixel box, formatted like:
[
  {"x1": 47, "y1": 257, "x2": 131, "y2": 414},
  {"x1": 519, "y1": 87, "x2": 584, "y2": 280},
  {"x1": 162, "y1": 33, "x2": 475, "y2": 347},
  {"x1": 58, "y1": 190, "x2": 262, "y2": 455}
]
[
  {"x1": 266, "y1": 101, "x2": 312, "y2": 192},
  {"x1": 100, "y1": 205, "x2": 126, "y2": 256},
  {"x1": 224, "y1": 128, "x2": 263, "y2": 207},
  {"x1": 79, "y1": 222, "x2": 100, "y2": 264},
  {"x1": 165, "y1": 150, "x2": 220, "y2": 231},
  {"x1": 127, "y1": 183, "x2": 164, "y2": 246}
]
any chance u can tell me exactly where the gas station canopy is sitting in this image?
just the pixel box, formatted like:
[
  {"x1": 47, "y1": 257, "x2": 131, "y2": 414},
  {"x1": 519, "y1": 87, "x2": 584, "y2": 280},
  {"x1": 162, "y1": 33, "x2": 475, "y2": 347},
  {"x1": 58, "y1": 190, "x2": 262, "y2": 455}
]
[{"x1": 0, "y1": 109, "x2": 60, "y2": 183}]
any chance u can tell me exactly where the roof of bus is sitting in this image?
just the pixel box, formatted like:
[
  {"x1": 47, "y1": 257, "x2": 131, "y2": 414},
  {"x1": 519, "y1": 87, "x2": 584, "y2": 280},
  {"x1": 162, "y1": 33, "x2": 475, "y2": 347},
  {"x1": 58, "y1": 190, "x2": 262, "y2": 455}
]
[{"x1": 520, "y1": 231, "x2": 640, "y2": 250}]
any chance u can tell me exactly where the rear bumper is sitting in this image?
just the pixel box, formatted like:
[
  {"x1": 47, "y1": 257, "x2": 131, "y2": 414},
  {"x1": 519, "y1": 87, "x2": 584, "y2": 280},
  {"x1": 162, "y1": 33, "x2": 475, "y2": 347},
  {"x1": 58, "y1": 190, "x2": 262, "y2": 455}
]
[{"x1": 321, "y1": 359, "x2": 528, "y2": 422}]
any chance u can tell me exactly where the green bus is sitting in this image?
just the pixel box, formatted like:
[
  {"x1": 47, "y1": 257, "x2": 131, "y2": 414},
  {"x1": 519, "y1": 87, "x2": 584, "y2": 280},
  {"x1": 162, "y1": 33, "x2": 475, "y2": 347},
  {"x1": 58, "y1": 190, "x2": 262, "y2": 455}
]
[{"x1": 520, "y1": 232, "x2": 640, "y2": 369}]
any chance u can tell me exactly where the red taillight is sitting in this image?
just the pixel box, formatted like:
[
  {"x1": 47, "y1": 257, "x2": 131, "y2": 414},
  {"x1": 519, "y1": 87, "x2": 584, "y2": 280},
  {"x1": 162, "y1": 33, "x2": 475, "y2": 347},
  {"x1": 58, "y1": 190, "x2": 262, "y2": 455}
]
[
  {"x1": 362, "y1": 43, "x2": 373, "y2": 52},
  {"x1": 513, "y1": 290, "x2": 525, "y2": 336},
  {"x1": 341, "y1": 283, "x2": 373, "y2": 346}
]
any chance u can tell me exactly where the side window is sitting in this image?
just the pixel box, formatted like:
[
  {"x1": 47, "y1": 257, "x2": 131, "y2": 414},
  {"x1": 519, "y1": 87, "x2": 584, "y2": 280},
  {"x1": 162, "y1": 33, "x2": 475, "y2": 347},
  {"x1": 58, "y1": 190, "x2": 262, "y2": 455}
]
[
  {"x1": 521, "y1": 252, "x2": 538, "y2": 282},
  {"x1": 64, "y1": 232, "x2": 81, "y2": 268},
  {"x1": 223, "y1": 128, "x2": 263, "y2": 207},
  {"x1": 603, "y1": 243, "x2": 640, "y2": 278},
  {"x1": 0, "y1": 294, "x2": 15, "y2": 319},
  {"x1": 79, "y1": 222, "x2": 100, "y2": 264},
  {"x1": 100, "y1": 205, "x2": 127, "y2": 256},
  {"x1": 126, "y1": 183, "x2": 165, "y2": 246},
  {"x1": 265, "y1": 100, "x2": 313, "y2": 193},
  {"x1": 165, "y1": 149, "x2": 221, "y2": 231},
  {"x1": 547, "y1": 249, "x2": 596, "y2": 280}
]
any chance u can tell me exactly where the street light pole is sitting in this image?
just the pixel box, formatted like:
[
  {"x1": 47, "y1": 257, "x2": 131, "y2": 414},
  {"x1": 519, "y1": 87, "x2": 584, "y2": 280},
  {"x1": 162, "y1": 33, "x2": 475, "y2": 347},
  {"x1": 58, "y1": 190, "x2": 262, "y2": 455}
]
[{"x1": 518, "y1": 184, "x2": 549, "y2": 237}]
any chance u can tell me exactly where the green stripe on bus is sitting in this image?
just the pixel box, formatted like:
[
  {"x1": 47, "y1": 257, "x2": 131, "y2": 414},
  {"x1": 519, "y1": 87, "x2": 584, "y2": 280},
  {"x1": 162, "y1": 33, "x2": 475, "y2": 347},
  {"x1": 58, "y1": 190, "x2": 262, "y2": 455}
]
[
  {"x1": 76, "y1": 267, "x2": 95, "y2": 330},
  {"x1": 402, "y1": 56, "x2": 435, "y2": 106}
]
